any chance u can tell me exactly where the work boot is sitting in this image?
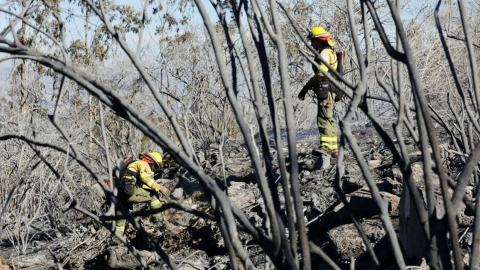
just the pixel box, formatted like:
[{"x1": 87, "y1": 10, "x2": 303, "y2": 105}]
[{"x1": 311, "y1": 147, "x2": 330, "y2": 157}]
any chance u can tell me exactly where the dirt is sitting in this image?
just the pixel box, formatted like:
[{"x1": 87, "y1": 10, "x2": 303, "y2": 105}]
[{"x1": 0, "y1": 126, "x2": 473, "y2": 270}]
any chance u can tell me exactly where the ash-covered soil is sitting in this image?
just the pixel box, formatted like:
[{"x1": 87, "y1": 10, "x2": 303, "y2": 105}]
[{"x1": 0, "y1": 126, "x2": 475, "y2": 270}]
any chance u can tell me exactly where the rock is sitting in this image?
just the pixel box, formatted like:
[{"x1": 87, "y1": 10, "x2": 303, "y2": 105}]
[
  {"x1": 228, "y1": 182, "x2": 255, "y2": 209},
  {"x1": 382, "y1": 192, "x2": 400, "y2": 212},
  {"x1": 388, "y1": 168, "x2": 403, "y2": 182},
  {"x1": 92, "y1": 183, "x2": 105, "y2": 198},
  {"x1": 464, "y1": 253, "x2": 470, "y2": 267},
  {"x1": 368, "y1": 160, "x2": 381, "y2": 170},
  {"x1": 172, "y1": 187, "x2": 184, "y2": 200},
  {"x1": 327, "y1": 224, "x2": 363, "y2": 261},
  {"x1": 434, "y1": 191, "x2": 459, "y2": 219},
  {"x1": 464, "y1": 232, "x2": 473, "y2": 246},
  {"x1": 107, "y1": 247, "x2": 159, "y2": 269},
  {"x1": 408, "y1": 143, "x2": 448, "y2": 157},
  {"x1": 349, "y1": 188, "x2": 378, "y2": 216},
  {"x1": 0, "y1": 257, "x2": 13, "y2": 270},
  {"x1": 211, "y1": 256, "x2": 228, "y2": 270},
  {"x1": 228, "y1": 165, "x2": 243, "y2": 173},
  {"x1": 464, "y1": 252, "x2": 480, "y2": 268},
  {"x1": 9, "y1": 254, "x2": 48, "y2": 269},
  {"x1": 341, "y1": 176, "x2": 364, "y2": 194},
  {"x1": 78, "y1": 225, "x2": 87, "y2": 234},
  {"x1": 197, "y1": 152, "x2": 205, "y2": 163},
  {"x1": 311, "y1": 193, "x2": 322, "y2": 209},
  {"x1": 178, "y1": 173, "x2": 204, "y2": 195},
  {"x1": 326, "y1": 219, "x2": 385, "y2": 261},
  {"x1": 373, "y1": 153, "x2": 383, "y2": 160},
  {"x1": 410, "y1": 163, "x2": 441, "y2": 192},
  {"x1": 310, "y1": 190, "x2": 334, "y2": 211},
  {"x1": 465, "y1": 186, "x2": 474, "y2": 201},
  {"x1": 313, "y1": 155, "x2": 330, "y2": 170},
  {"x1": 345, "y1": 164, "x2": 360, "y2": 175},
  {"x1": 379, "y1": 177, "x2": 402, "y2": 196},
  {"x1": 390, "y1": 164, "x2": 446, "y2": 215},
  {"x1": 178, "y1": 250, "x2": 210, "y2": 270},
  {"x1": 459, "y1": 215, "x2": 474, "y2": 227},
  {"x1": 420, "y1": 258, "x2": 428, "y2": 268},
  {"x1": 299, "y1": 171, "x2": 311, "y2": 184},
  {"x1": 348, "y1": 187, "x2": 400, "y2": 217}
]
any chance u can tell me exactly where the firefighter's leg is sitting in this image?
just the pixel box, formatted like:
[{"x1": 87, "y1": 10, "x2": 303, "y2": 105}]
[
  {"x1": 150, "y1": 195, "x2": 165, "y2": 223},
  {"x1": 317, "y1": 92, "x2": 338, "y2": 154},
  {"x1": 114, "y1": 193, "x2": 131, "y2": 236},
  {"x1": 114, "y1": 186, "x2": 149, "y2": 236},
  {"x1": 111, "y1": 196, "x2": 131, "y2": 245},
  {"x1": 127, "y1": 187, "x2": 165, "y2": 223},
  {"x1": 115, "y1": 208, "x2": 127, "y2": 236}
]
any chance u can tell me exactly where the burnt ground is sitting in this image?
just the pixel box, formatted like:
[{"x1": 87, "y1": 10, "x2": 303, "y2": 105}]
[{"x1": 0, "y1": 125, "x2": 476, "y2": 270}]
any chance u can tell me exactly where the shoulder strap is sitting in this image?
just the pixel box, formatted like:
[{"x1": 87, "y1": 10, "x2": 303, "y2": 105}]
[
  {"x1": 320, "y1": 45, "x2": 333, "y2": 51},
  {"x1": 335, "y1": 51, "x2": 344, "y2": 75},
  {"x1": 117, "y1": 155, "x2": 137, "y2": 177}
]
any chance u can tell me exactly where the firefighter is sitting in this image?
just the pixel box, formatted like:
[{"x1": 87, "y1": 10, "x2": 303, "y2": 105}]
[
  {"x1": 111, "y1": 152, "x2": 171, "y2": 244},
  {"x1": 298, "y1": 27, "x2": 339, "y2": 158}
]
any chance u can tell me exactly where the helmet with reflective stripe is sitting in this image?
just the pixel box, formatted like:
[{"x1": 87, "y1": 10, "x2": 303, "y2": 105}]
[
  {"x1": 148, "y1": 152, "x2": 162, "y2": 165},
  {"x1": 308, "y1": 27, "x2": 329, "y2": 39},
  {"x1": 141, "y1": 152, "x2": 163, "y2": 171}
]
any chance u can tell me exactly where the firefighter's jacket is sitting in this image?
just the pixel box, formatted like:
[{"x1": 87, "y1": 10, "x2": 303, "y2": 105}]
[
  {"x1": 124, "y1": 160, "x2": 158, "y2": 190},
  {"x1": 303, "y1": 47, "x2": 338, "y2": 91}
]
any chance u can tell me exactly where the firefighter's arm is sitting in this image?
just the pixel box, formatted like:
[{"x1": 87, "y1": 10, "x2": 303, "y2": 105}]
[
  {"x1": 299, "y1": 75, "x2": 321, "y2": 100},
  {"x1": 298, "y1": 83, "x2": 310, "y2": 100},
  {"x1": 138, "y1": 162, "x2": 170, "y2": 197},
  {"x1": 301, "y1": 51, "x2": 332, "y2": 100}
]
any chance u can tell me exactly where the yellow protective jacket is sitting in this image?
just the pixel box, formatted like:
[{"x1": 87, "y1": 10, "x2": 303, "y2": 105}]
[
  {"x1": 303, "y1": 47, "x2": 338, "y2": 91},
  {"x1": 124, "y1": 160, "x2": 158, "y2": 190}
]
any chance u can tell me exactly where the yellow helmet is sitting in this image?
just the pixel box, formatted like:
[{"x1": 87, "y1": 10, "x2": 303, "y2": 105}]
[
  {"x1": 308, "y1": 27, "x2": 329, "y2": 39},
  {"x1": 141, "y1": 152, "x2": 163, "y2": 171},
  {"x1": 148, "y1": 152, "x2": 162, "y2": 164}
]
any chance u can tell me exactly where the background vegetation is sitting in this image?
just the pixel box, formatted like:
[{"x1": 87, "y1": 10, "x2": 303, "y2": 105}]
[{"x1": 1, "y1": 0, "x2": 480, "y2": 269}]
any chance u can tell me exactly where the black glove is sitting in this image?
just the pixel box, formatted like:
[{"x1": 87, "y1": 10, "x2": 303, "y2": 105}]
[{"x1": 298, "y1": 87, "x2": 308, "y2": 100}]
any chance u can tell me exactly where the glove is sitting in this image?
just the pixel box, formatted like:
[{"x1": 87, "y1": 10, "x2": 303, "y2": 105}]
[
  {"x1": 298, "y1": 91, "x2": 306, "y2": 100},
  {"x1": 159, "y1": 185, "x2": 171, "y2": 197},
  {"x1": 151, "y1": 182, "x2": 161, "y2": 192},
  {"x1": 152, "y1": 182, "x2": 171, "y2": 197},
  {"x1": 298, "y1": 87, "x2": 308, "y2": 100}
]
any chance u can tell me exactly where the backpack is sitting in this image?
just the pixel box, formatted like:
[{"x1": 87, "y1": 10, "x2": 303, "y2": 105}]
[
  {"x1": 119, "y1": 155, "x2": 135, "y2": 177},
  {"x1": 113, "y1": 155, "x2": 138, "y2": 196},
  {"x1": 335, "y1": 51, "x2": 344, "y2": 76},
  {"x1": 333, "y1": 51, "x2": 345, "y2": 102}
]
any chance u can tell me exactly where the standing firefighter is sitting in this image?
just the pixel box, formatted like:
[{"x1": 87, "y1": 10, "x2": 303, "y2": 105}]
[
  {"x1": 298, "y1": 27, "x2": 343, "y2": 158},
  {"x1": 112, "y1": 152, "x2": 171, "y2": 244}
]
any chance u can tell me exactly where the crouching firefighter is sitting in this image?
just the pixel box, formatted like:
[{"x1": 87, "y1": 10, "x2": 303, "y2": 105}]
[
  {"x1": 298, "y1": 26, "x2": 344, "y2": 158},
  {"x1": 111, "y1": 152, "x2": 171, "y2": 244}
]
